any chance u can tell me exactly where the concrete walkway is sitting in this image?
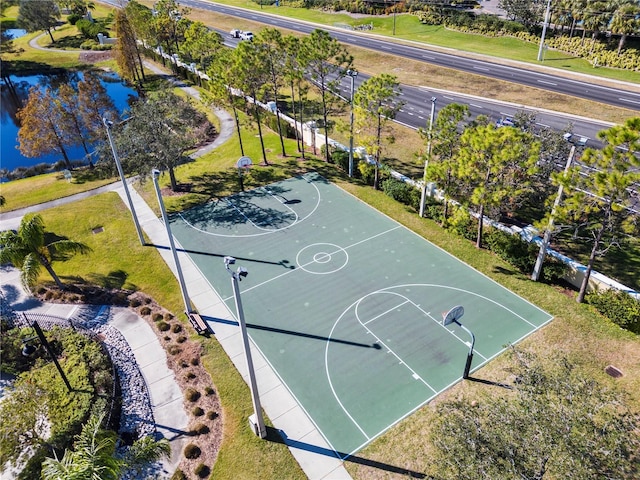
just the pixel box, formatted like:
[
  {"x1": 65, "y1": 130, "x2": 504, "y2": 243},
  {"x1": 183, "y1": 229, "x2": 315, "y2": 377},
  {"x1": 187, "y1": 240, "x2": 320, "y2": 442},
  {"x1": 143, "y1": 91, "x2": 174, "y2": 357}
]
[{"x1": 0, "y1": 266, "x2": 188, "y2": 478}]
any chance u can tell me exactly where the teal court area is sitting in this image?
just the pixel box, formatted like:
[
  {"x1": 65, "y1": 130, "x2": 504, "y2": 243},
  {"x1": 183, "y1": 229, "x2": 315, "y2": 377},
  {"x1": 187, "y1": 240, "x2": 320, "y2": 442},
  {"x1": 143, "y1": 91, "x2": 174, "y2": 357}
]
[{"x1": 169, "y1": 172, "x2": 553, "y2": 457}]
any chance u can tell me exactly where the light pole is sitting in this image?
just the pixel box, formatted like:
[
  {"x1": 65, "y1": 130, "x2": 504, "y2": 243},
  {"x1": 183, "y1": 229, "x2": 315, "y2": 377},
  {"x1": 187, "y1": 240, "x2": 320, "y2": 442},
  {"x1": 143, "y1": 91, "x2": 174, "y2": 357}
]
[
  {"x1": 103, "y1": 117, "x2": 145, "y2": 246},
  {"x1": 532, "y1": 145, "x2": 576, "y2": 281},
  {"x1": 22, "y1": 317, "x2": 72, "y2": 392},
  {"x1": 224, "y1": 256, "x2": 267, "y2": 439},
  {"x1": 152, "y1": 169, "x2": 191, "y2": 314},
  {"x1": 537, "y1": 0, "x2": 552, "y2": 61},
  {"x1": 347, "y1": 69, "x2": 358, "y2": 178},
  {"x1": 419, "y1": 96, "x2": 437, "y2": 217},
  {"x1": 442, "y1": 305, "x2": 475, "y2": 379}
]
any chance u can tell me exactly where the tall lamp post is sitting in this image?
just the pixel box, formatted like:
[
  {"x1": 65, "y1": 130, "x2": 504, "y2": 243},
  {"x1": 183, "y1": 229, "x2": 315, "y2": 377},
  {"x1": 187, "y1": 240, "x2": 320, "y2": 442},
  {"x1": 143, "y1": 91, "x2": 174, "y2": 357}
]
[
  {"x1": 152, "y1": 169, "x2": 191, "y2": 314},
  {"x1": 442, "y1": 305, "x2": 475, "y2": 379},
  {"x1": 103, "y1": 117, "x2": 145, "y2": 246},
  {"x1": 419, "y1": 96, "x2": 437, "y2": 217},
  {"x1": 224, "y1": 256, "x2": 267, "y2": 438},
  {"x1": 347, "y1": 69, "x2": 358, "y2": 178},
  {"x1": 22, "y1": 317, "x2": 72, "y2": 392},
  {"x1": 537, "y1": 0, "x2": 552, "y2": 61}
]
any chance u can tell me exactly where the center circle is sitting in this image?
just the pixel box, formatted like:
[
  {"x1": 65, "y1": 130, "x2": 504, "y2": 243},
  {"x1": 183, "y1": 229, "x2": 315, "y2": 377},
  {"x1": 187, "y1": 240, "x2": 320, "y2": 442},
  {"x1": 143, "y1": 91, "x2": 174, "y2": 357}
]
[
  {"x1": 296, "y1": 243, "x2": 349, "y2": 274},
  {"x1": 313, "y1": 252, "x2": 332, "y2": 264}
]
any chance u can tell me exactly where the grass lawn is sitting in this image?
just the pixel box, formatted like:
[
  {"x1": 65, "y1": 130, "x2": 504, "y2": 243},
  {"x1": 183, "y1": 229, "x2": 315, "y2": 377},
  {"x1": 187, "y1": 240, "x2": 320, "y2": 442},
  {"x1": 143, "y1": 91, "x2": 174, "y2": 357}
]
[{"x1": 0, "y1": 171, "x2": 117, "y2": 213}]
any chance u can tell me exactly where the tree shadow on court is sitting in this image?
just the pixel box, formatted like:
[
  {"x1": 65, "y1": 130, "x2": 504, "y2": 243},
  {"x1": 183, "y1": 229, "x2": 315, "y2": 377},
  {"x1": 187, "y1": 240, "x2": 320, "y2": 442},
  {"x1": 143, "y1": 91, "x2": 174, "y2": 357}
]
[{"x1": 265, "y1": 427, "x2": 428, "y2": 478}]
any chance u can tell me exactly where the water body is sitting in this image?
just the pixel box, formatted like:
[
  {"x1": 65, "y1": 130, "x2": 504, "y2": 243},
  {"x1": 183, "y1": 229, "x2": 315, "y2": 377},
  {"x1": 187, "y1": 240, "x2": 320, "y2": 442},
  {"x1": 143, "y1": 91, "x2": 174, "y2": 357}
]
[{"x1": 1, "y1": 70, "x2": 137, "y2": 173}]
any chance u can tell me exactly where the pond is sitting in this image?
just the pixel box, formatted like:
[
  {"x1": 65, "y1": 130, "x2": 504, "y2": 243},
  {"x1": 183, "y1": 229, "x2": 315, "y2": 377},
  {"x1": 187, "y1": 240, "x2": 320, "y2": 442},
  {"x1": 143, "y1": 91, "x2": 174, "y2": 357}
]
[
  {"x1": 4, "y1": 29, "x2": 27, "y2": 39},
  {"x1": 1, "y1": 70, "x2": 137, "y2": 174}
]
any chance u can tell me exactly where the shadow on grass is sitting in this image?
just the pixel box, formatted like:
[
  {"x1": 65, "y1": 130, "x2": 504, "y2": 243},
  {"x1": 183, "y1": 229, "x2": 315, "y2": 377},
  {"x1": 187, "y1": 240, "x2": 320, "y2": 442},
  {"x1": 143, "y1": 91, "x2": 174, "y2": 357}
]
[{"x1": 266, "y1": 427, "x2": 428, "y2": 478}]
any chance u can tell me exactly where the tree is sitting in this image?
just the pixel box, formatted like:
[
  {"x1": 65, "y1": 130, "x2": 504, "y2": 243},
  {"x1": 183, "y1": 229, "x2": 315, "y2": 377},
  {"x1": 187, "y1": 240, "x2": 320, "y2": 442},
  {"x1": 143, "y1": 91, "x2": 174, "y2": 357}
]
[
  {"x1": 17, "y1": 0, "x2": 59, "y2": 44},
  {"x1": 282, "y1": 34, "x2": 307, "y2": 158},
  {"x1": 77, "y1": 71, "x2": 119, "y2": 147},
  {"x1": 498, "y1": 0, "x2": 544, "y2": 29},
  {"x1": 234, "y1": 39, "x2": 271, "y2": 165},
  {"x1": 205, "y1": 47, "x2": 247, "y2": 156},
  {"x1": 430, "y1": 349, "x2": 640, "y2": 479},
  {"x1": 610, "y1": 0, "x2": 640, "y2": 55},
  {"x1": 256, "y1": 27, "x2": 288, "y2": 157},
  {"x1": 553, "y1": 117, "x2": 640, "y2": 303},
  {"x1": 115, "y1": 9, "x2": 144, "y2": 87},
  {"x1": 0, "y1": 213, "x2": 92, "y2": 290},
  {"x1": 58, "y1": 83, "x2": 91, "y2": 157},
  {"x1": 17, "y1": 87, "x2": 74, "y2": 169},
  {"x1": 454, "y1": 124, "x2": 540, "y2": 248},
  {"x1": 424, "y1": 103, "x2": 469, "y2": 222},
  {"x1": 353, "y1": 73, "x2": 403, "y2": 190},
  {"x1": 41, "y1": 412, "x2": 170, "y2": 480},
  {"x1": 180, "y1": 21, "x2": 222, "y2": 73},
  {"x1": 112, "y1": 90, "x2": 212, "y2": 190},
  {"x1": 302, "y1": 29, "x2": 353, "y2": 163}
]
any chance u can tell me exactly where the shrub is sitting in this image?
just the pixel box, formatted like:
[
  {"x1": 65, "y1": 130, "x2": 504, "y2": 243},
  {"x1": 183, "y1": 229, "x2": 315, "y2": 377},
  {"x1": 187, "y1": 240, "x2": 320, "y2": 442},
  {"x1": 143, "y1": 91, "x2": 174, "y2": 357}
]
[
  {"x1": 185, "y1": 388, "x2": 201, "y2": 402},
  {"x1": 157, "y1": 321, "x2": 170, "y2": 332},
  {"x1": 191, "y1": 423, "x2": 210, "y2": 435},
  {"x1": 185, "y1": 372, "x2": 196, "y2": 380},
  {"x1": 207, "y1": 411, "x2": 219, "y2": 420},
  {"x1": 484, "y1": 229, "x2": 566, "y2": 282},
  {"x1": 447, "y1": 206, "x2": 477, "y2": 241},
  {"x1": 152, "y1": 312, "x2": 164, "y2": 322},
  {"x1": 167, "y1": 345, "x2": 182, "y2": 355},
  {"x1": 129, "y1": 297, "x2": 141, "y2": 308},
  {"x1": 164, "y1": 312, "x2": 174, "y2": 321},
  {"x1": 172, "y1": 323, "x2": 182, "y2": 333},
  {"x1": 264, "y1": 114, "x2": 296, "y2": 138},
  {"x1": 177, "y1": 335, "x2": 187, "y2": 343},
  {"x1": 382, "y1": 178, "x2": 421, "y2": 211},
  {"x1": 586, "y1": 289, "x2": 640, "y2": 334},
  {"x1": 171, "y1": 469, "x2": 187, "y2": 480},
  {"x1": 140, "y1": 306, "x2": 152, "y2": 316},
  {"x1": 204, "y1": 386, "x2": 215, "y2": 396},
  {"x1": 192, "y1": 406, "x2": 204, "y2": 417},
  {"x1": 485, "y1": 228, "x2": 533, "y2": 272},
  {"x1": 183, "y1": 443, "x2": 201, "y2": 459},
  {"x1": 190, "y1": 357, "x2": 199, "y2": 366},
  {"x1": 67, "y1": 13, "x2": 82, "y2": 24},
  {"x1": 194, "y1": 463, "x2": 210, "y2": 478}
]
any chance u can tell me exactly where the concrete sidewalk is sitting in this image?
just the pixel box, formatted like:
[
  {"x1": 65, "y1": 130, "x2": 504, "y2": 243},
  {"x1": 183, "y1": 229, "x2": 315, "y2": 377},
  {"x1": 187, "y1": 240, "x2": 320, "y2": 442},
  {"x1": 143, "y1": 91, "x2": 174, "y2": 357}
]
[{"x1": 0, "y1": 266, "x2": 188, "y2": 478}]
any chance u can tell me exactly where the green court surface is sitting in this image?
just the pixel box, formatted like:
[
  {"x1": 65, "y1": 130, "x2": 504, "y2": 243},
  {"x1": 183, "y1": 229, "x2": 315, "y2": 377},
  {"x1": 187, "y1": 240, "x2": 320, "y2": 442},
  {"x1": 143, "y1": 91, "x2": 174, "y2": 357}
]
[{"x1": 169, "y1": 172, "x2": 553, "y2": 457}]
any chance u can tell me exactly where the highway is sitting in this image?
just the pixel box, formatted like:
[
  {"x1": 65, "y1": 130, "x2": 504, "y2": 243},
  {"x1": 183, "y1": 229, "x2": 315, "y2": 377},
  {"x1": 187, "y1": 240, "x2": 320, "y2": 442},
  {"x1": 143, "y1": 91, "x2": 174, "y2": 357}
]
[{"x1": 180, "y1": 0, "x2": 640, "y2": 112}]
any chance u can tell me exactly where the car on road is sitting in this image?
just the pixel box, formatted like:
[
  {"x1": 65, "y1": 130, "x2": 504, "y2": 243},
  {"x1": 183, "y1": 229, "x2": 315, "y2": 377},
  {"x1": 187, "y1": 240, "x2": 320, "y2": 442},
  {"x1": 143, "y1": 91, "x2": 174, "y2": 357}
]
[{"x1": 240, "y1": 31, "x2": 254, "y2": 41}]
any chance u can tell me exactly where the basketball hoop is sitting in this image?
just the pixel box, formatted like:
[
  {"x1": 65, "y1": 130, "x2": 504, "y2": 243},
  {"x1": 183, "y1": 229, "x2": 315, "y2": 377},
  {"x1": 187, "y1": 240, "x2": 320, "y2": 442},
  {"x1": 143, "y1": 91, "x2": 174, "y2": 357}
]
[
  {"x1": 442, "y1": 305, "x2": 464, "y2": 326},
  {"x1": 236, "y1": 157, "x2": 252, "y2": 191},
  {"x1": 237, "y1": 156, "x2": 253, "y2": 171}
]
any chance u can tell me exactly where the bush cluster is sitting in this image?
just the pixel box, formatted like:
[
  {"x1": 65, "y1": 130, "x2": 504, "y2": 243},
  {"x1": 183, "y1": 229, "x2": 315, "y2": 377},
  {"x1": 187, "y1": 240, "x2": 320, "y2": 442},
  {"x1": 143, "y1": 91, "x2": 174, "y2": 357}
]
[{"x1": 586, "y1": 289, "x2": 640, "y2": 334}]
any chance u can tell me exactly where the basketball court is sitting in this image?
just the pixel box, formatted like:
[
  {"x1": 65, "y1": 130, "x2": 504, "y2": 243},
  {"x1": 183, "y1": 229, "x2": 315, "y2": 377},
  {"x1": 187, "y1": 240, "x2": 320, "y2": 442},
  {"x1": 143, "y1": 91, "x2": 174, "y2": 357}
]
[{"x1": 168, "y1": 172, "x2": 553, "y2": 457}]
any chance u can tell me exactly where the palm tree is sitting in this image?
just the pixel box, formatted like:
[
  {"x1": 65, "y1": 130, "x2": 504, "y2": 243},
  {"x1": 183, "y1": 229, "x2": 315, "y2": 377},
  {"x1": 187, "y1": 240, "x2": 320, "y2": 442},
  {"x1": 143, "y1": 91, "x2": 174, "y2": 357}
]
[
  {"x1": 0, "y1": 213, "x2": 92, "y2": 291},
  {"x1": 41, "y1": 413, "x2": 170, "y2": 480},
  {"x1": 610, "y1": 0, "x2": 640, "y2": 55}
]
